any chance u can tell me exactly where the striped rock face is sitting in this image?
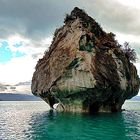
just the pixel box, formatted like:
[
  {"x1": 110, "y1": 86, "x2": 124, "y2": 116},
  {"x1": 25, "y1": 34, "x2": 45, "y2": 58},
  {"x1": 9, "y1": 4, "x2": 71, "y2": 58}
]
[{"x1": 31, "y1": 7, "x2": 140, "y2": 113}]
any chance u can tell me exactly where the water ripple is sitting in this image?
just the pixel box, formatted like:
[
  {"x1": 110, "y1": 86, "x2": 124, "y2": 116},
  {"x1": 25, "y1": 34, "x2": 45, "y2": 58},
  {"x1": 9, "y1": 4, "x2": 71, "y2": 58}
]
[{"x1": 0, "y1": 101, "x2": 140, "y2": 140}]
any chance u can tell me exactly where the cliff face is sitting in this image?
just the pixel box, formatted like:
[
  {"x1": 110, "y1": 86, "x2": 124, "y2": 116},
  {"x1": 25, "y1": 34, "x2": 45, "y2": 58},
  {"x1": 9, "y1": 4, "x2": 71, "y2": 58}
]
[{"x1": 31, "y1": 7, "x2": 140, "y2": 112}]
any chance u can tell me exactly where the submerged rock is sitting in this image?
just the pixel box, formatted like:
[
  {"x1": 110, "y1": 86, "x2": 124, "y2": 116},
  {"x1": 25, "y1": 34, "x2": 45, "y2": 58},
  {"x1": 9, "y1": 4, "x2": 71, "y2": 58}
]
[{"x1": 31, "y1": 7, "x2": 140, "y2": 113}]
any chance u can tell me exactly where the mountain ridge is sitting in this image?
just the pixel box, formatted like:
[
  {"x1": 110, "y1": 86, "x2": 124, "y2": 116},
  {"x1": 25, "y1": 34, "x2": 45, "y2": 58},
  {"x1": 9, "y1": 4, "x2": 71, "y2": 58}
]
[{"x1": 0, "y1": 93, "x2": 41, "y2": 101}]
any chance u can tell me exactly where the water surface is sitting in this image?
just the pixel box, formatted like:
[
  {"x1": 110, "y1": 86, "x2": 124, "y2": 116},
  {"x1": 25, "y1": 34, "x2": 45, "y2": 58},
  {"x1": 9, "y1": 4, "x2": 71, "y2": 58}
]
[{"x1": 0, "y1": 101, "x2": 140, "y2": 140}]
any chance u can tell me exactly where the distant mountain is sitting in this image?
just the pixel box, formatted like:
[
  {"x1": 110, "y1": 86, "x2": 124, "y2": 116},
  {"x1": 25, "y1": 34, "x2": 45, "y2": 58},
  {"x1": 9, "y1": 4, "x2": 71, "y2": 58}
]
[
  {"x1": 0, "y1": 81, "x2": 31, "y2": 94},
  {"x1": 0, "y1": 93, "x2": 42, "y2": 101},
  {"x1": 15, "y1": 81, "x2": 31, "y2": 86},
  {"x1": 130, "y1": 96, "x2": 140, "y2": 101}
]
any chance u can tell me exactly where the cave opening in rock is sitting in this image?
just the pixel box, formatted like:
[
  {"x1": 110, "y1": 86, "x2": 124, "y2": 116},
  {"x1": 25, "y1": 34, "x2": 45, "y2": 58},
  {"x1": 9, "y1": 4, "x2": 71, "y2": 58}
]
[{"x1": 89, "y1": 102, "x2": 100, "y2": 113}]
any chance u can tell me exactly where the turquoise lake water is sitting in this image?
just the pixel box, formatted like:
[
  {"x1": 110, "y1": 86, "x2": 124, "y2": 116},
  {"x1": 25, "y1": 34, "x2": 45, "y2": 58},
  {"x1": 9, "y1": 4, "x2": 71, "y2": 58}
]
[{"x1": 0, "y1": 101, "x2": 140, "y2": 140}]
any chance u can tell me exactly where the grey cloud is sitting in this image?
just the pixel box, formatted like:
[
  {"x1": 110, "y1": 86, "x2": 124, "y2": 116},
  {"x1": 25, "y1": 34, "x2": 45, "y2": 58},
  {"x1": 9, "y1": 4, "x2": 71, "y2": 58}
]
[
  {"x1": 0, "y1": 0, "x2": 139, "y2": 41},
  {"x1": 10, "y1": 86, "x2": 16, "y2": 90},
  {"x1": 84, "y1": 0, "x2": 140, "y2": 35},
  {"x1": 15, "y1": 81, "x2": 31, "y2": 86},
  {"x1": 0, "y1": 84, "x2": 7, "y2": 92},
  {"x1": 32, "y1": 53, "x2": 42, "y2": 59},
  {"x1": 0, "y1": 0, "x2": 81, "y2": 40},
  {"x1": 130, "y1": 43, "x2": 140, "y2": 62}
]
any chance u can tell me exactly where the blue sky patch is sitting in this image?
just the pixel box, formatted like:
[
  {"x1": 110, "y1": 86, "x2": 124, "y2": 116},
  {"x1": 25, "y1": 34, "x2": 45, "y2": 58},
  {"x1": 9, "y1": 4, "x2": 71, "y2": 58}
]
[
  {"x1": 0, "y1": 41, "x2": 25, "y2": 63},
  {"x1": 0, "y1": 41, "x2": 12, "y2": 62}
]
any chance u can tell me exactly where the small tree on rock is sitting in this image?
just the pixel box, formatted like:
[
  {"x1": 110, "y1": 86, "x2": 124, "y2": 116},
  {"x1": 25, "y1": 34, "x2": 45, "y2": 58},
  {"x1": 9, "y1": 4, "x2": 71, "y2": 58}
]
[{"x1": 122, "y1": 42, "x2": 136, "y2": 62}]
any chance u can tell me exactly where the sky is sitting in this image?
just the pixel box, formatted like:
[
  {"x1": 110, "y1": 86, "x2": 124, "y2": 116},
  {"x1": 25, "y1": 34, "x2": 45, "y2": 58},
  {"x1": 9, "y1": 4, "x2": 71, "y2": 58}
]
[{"x1": 0, "y1": 0, "x2": 140, "y2": 95}]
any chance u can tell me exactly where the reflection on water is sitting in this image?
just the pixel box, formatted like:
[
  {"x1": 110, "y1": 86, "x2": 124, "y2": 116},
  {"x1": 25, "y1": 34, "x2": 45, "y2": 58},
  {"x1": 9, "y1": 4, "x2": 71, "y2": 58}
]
[
  {"x1": 0, "y1": 101, "x2": 140, "y2": 140},
  {"x1": 0, "y1": 101, "x2": 49, "y2": 140},
  {"x1": 29, "y1": 111, "x2": 140, "y2": 140}
]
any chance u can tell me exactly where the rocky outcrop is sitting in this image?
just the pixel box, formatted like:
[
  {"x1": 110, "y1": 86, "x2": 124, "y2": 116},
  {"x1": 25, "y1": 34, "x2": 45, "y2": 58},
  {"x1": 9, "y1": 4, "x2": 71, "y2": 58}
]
[{"x1": 31, "y1": 7, "x2": 140, "y2": 113}]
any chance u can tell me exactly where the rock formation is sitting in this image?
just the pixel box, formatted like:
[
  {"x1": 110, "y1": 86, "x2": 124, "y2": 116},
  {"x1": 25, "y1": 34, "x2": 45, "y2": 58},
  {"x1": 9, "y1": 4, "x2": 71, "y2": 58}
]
[{"x1": 31, "y1": 7, "x2": 140, "y2": 113}]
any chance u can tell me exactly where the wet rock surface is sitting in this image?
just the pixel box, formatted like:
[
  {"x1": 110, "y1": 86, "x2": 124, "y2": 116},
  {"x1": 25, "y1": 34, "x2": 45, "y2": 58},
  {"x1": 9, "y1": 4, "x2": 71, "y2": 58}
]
[{"x1": 31, "y1": 7, "x2": 140, "y2": 113}]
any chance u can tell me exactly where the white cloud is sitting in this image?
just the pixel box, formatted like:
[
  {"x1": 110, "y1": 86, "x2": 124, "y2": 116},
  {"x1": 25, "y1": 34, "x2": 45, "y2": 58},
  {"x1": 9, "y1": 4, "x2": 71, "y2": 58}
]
[
  {"x1": 115, "y1": 32, "x2": 140, "y2": 44},
  {"x1": 135, "y1": 63, "x2": 140, "y2": 76},
  {"x1": 4, "y1": 34, "x2": 52, "y2": 56},
  {"x1": 0, "y1": 35, "x2": 52, "y2": 94},
  {"x1": 117, "y1": 0, "x2": 140, "y2": 9},
  {"x1": 0, "y1": 55, "x2": 36, "y2": 84}
]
